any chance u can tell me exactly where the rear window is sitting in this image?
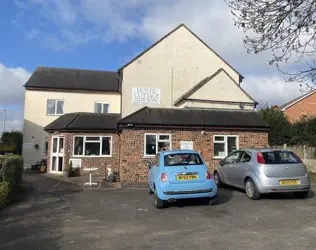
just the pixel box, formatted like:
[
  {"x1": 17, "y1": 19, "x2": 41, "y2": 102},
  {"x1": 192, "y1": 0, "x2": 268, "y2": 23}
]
[
  {"x1": 164, "y1": 153, "x2": 203, "y2": 166},
  {"x1": 262, "y1": 151, "x2": 302, "y2": 164}
]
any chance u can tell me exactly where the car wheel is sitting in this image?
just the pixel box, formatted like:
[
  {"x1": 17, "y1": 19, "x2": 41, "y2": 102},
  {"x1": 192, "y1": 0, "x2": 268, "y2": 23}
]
[
  {"x1": 148, "y1": 185, "x2": 154, "y2": 195},
  {"x1": 214, "y1": 171, "x2": 222, "y2": 188},
  {"x1": 245, "y1": 179, "x2": 260, "y2": 200},
  {"x1": 293, "y1": 191, "x2": 309, "y2": 199},
  {"x1": 154, "y1": 190, "x2": 166, "y2": 209}
]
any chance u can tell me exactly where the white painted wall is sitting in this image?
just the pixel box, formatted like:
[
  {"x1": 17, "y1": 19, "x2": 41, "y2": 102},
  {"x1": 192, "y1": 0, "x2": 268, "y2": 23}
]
[{"x1": 22, "y1": 89, "x2": 121, "y2": 168}]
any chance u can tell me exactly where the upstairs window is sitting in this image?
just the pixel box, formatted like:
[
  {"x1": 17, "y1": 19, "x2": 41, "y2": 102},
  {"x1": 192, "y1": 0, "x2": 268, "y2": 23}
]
[
  {"x1": 47, "y1": 99, "x2": 64, "y2": 115},
  {"x1": 95, "y1": 102, "x2": 109, "y2": 113}
]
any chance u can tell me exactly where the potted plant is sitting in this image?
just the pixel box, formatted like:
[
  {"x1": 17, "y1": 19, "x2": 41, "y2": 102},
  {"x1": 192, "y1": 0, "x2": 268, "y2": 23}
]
[
  {"x1": 40, "y1": 164, "x2": 47, "y2": 173},
  {"x1": 63, "y1": 161, "x2": 73, "y2": 177}
]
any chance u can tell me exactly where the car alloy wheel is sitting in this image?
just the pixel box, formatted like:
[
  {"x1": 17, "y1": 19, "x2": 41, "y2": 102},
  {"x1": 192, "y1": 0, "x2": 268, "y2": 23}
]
[{"x1": 246, "y1": 181, "x2": 254, "y2": 198}]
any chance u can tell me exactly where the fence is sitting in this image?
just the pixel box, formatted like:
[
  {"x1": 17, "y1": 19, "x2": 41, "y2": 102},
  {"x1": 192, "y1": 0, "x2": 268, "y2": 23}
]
[{"x1": 272, "y1": 144, "x2": 316, "y2": 173}]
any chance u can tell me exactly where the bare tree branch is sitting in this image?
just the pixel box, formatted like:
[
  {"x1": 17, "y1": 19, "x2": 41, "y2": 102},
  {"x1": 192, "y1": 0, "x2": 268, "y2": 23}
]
[{"x1": 226, "y1": 0, "x2": 316, "y2": 89}]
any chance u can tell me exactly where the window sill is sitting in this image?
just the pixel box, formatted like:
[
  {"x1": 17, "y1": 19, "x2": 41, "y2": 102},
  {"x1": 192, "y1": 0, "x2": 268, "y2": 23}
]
[
  {"x1": 213, "y1": 157, "x2": 225, "y2": 160},
  {"x1": 143, "y1": 155, "x2": 155, "y2": 159},
  {"x1": 72, "y1": 155, "x2": 112, "y2": 158},
  {"x1": 46, "y1": 114, "x2": 63, "y2": 116}
]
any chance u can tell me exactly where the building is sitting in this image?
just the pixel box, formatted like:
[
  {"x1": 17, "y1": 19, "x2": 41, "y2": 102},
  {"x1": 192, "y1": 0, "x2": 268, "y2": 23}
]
[
  {"x1": 23, "y1": 24, "x2": 270, "y2": 185},
  {"x1": 280, "y1": 90, "x2": 316, "y2": 122}
]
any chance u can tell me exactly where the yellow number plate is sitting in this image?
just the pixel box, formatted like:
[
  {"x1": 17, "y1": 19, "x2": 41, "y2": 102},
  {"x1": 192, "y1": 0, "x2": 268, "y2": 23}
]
[
  {"x1": 176, "y1": 175, "x2": 198, "y2": 180},
  {"x1": 279, "y1": 179, "x2": 300, "y2": 185}
]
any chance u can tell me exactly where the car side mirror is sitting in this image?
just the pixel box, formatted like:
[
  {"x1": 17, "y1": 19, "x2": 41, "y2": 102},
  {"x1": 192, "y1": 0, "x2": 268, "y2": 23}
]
[{"x1": 219, "y1": 159, "x2": 224, "y2": 166}]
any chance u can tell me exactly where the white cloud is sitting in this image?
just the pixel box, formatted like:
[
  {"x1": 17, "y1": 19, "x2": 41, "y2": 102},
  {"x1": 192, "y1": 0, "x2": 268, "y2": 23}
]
[
  {"x1": 0, "y1": 63, "x2": 31, "y2": 131},
  {"x1": 242, "y1": 75, "x2": 302, "y2": 107}
]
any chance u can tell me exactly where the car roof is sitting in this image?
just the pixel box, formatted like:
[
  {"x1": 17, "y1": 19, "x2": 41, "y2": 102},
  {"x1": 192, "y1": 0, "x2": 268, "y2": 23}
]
[
  {"x1": 160, "y1": 149, "x2": 199, "y2": 156},
  {"x1": 238, "y1": 148, "x2": 292, "y2": 153}
]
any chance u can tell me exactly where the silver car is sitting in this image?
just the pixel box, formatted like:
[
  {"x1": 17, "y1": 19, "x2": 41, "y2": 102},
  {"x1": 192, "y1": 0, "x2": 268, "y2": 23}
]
[{"x1": 214, "y1": 148, "x2": 311, "y2": 199}]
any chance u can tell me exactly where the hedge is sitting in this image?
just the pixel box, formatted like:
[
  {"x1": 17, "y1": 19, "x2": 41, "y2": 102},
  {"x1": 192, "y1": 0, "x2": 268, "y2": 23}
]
[{"x1": 0, "y1": 155, "x2": 23, "y2": 206}]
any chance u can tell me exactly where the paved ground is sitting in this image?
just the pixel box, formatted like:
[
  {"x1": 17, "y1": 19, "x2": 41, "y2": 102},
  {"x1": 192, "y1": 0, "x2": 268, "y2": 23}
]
[{"x1": 1, "y1": 173, "x2": 316, "y2": 250}]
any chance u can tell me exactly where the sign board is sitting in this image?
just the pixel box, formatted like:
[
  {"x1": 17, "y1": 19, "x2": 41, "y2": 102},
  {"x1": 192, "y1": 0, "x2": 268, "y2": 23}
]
[
  {"x1": 132, "y1": 87, "x2": 161, "y2": 106},
  {"x1": 180, "y1": 141, "x2": 194, "y2": 150},
  {"x1": 69, "y1": 158, "x2": 82, "y2": 168}
]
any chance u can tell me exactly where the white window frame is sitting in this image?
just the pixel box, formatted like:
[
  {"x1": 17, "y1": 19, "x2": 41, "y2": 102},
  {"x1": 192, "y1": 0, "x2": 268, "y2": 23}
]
[
  {"x1": 94, "y1": 102, "x2": 109, "y2": 113},
  {"x1": 213, "y1": 135, "x2": 239, "y2": 159},
  {"x1": 46, "y1": 99, "x2": 64, "y2": 115},
  {"x1": 144, "y1": 133, "x2": 171, "y2": 158},
  {"x1": 72, "y1": 135, "x2": 112, "y2": 157}
]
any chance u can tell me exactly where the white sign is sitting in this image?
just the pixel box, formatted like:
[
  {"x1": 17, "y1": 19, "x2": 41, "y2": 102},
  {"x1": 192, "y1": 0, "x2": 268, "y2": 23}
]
[
  {"x1": 180, "y1": 141, "x2": 194, "y2": 150},
  {"x1": 132, "y1": 87, "x2": 161, "y2": 106},
  {"x1": 70, "y1": 158, "x2": 82, "y2": 168}
]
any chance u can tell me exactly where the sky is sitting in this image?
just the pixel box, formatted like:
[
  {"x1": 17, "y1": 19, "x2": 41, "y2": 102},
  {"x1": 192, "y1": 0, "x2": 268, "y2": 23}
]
[{"x1": 0, "y1": 0, "x2": 305, "y2": 132}]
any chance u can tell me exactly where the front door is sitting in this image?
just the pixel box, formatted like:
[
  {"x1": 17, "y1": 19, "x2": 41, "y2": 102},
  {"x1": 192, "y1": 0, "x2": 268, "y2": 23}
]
[{"x1": 51, "y1": 136, "x2": 64, "y2": 173}]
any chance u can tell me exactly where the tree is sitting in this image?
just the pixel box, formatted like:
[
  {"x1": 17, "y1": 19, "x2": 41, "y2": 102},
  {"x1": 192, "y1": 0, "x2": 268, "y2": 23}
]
[
  {"x1": 258, "y1": 106, "x2": 291, "y2": 145},
  {"x1": 226, "y1": 0, "x2": 316, "y2": 88},
  {"x1": 0, "y1": 131, "x2": 23, "y2": 155}
]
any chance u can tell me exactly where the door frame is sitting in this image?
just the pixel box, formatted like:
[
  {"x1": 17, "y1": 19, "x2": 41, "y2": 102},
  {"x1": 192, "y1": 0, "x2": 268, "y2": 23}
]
[{"x1": 50, "y1": 136, "x2": 65, "y2": 173}]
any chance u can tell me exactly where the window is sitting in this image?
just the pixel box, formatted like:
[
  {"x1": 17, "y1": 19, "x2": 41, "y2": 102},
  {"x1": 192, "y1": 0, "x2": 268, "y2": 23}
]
[
  {"x1": 73, "y1": 136, "x2": 112, "y2": 156},
  {"x1": 213, "y1": 135, "x2": 238, "y2": 158},
  {"x1": 262, "y1": 151, "x2": 302, "y2": 164},
  {"x1": 94, "y1": 102, "x2": 109, "y2": 113},
  {"x1": 225, "y1": 151, "x2": 242, "y2": 164},
  {"x1": 144, "y1": 134, "x2": 171, "y2": 157},
  {"x1": 46, "y1": 99, "x2": 64, "y2": 115},
  {"x1": 239, "y1": 151, "x2": 252, "y2": 163},
  {"x1": 164, "y1": 153, "x2": 203, "y2": 166}
]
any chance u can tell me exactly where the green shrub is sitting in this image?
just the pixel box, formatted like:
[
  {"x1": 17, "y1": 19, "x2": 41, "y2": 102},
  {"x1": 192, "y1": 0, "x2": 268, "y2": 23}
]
[
  {"x1": 0, "y1": 182, "x2": 10, "y2": 206},
  {"x1": 0, "y1": 155, "x2": 23, "y2": 204}
]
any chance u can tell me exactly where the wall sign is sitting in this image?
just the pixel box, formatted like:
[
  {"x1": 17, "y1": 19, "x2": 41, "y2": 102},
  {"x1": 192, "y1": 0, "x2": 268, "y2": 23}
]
[
  {"x1": 70, "y1": 158, "x2": 82, "y2": 168},
  {"x1": 180, "y1": 141, "x2": 193, "y2": 150},
  {"x1": 132, "y1": 87, "x2": 161, "y2": 106}
]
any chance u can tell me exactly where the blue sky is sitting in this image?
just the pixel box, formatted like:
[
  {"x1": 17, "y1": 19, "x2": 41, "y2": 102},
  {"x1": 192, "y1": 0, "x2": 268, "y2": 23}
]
[{"x1": 0, "y1": 0, "x2": 304, "y2": 132}]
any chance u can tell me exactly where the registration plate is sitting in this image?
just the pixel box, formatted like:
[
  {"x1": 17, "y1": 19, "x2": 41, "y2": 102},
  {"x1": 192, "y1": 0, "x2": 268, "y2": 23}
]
[
  {"x1": 279, "y1": 179, "x2": 300, "y2": 185},
  {"x1": 176, "y1": 175, "x2": 198, "y2": 180}
]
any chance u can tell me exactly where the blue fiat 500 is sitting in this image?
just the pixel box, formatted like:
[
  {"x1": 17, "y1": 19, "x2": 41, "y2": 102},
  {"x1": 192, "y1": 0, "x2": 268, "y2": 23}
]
[{"x1": 147, "y1": 150, "x2": 218, "y2": 208}]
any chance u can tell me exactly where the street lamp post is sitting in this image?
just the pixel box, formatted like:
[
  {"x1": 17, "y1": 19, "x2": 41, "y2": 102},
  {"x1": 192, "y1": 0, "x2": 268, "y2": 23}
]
[{"x1": 3, "y1": 109, "x2": 6, "y2": 132}]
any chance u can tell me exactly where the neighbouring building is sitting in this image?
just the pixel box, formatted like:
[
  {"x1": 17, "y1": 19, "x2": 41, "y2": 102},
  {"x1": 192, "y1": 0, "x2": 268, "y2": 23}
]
[
  {"x1": 23, "y1": 24, "x2": 270, "y2": 185},
  {"x1": 280, "y1": 90, "x2": 316, "y2": 122}
]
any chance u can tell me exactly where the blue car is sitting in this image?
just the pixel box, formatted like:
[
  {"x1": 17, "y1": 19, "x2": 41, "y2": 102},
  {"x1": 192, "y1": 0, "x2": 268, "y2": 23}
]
[{"x1": 147, "y1": 150, "x2": 218, "y2": 208}]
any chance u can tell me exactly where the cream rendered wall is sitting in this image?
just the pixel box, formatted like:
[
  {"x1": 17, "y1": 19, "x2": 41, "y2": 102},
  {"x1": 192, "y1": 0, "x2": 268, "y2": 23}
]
[
  {"x1": 22, "y1": 89, "x2": 121, "y2": 168},
  {"x1": 189, "y1": 70, "x2": 253, "y2": 103},
  {"x1": 121, "y1": 26, "x2": 242, "y2": 117},
  {"x1": 179, "y1": 102, "x2": 254, "y2": 110}
]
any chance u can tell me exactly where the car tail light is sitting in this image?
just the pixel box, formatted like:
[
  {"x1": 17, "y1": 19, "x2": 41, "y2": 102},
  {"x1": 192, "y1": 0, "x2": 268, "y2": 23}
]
[
  {"x1": 206, "y1": 171, "x2": 213, "y2": 179},
  {"x1": 160, "y1": 173, "x2": 168, "y2": 182},
  {"x1": 257, "y1": 152, "x2": 266, "y2": 164}
]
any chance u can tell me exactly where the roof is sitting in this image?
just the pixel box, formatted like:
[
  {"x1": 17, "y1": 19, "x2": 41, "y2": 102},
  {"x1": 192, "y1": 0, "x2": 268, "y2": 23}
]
[
  {"x1": 280, "y1": 90, "x2": 316, "y2": 111},
  {"x1": 119, "y1": 107, "x2": 270, "y2": 129},
  {"x1": 24, "y1": 66, "x2": 120, "y2": 92},
  {"x1": 174, "y1": 68, "x2": 256, "y2": 106},
  {"x1": 118, "y1": 24, "x2": 244, "y2": 82},
  {"x1": 44, "y1": 112, "x2": 121, "y2": 132}
]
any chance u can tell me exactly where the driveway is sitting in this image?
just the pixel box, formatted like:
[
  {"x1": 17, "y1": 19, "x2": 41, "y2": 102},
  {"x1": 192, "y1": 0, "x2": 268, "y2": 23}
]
[{"x1": 1, "y1": 173, "x2": 316, "y2": 250}]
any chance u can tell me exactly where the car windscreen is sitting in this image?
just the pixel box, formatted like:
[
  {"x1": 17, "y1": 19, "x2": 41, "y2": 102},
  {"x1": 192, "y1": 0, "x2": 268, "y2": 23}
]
[
  {"x1": 164, "y1": 153, "x2": 203, "y2": 166},
  {"x1": 262, "y1": 151, "x2": 302, "y2": 164}
]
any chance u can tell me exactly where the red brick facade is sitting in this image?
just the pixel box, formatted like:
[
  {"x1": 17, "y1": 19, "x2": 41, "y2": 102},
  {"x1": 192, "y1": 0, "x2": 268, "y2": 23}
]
[
  {"x1": 47, "y1": 129, "x2": 268, "y2": 185},
  {"x1": 119, "y1": 129, "x2": 268, "y2": 186},
  {"x1": 284, "y1": 92, "x2": 316, "y2": 122},
  {"x1": 47, "y1": 132, "x2": 120, "y2": 177}
]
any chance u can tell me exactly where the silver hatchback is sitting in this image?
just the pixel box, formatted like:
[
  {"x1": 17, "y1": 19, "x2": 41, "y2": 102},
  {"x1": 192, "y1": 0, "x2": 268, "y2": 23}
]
[{"x1": 214, "y1": 148, "x2": 311, "y2": 199}]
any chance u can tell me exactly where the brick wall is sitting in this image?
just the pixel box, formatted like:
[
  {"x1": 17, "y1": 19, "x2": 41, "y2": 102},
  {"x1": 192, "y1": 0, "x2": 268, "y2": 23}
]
[
  {"x1": 119, "y1": 128, "x2": 268, "y2": 185},
  {"x1": 284, "y1": 92, "x2": 316, "y2": 122},
  {"x1": 47, "y1": 132, "x2": 120, "y2": 177}
]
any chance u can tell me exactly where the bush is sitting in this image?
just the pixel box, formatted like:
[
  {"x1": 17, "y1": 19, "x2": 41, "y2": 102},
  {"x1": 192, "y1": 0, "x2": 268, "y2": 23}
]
[{"x1": 0, "y1": 155, "x2": 23, "y2": 206}]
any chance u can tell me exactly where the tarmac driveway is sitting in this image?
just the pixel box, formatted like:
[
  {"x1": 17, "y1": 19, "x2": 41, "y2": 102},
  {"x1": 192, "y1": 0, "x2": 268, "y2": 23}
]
[{"x1": 0, "y1": 173, "x2": 316, "y2": 250}]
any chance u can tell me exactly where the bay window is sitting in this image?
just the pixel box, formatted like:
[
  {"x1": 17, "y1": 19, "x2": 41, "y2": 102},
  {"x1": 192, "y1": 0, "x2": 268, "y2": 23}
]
[
  {"x1": 213, "y1": 135, "x2": 238, "y2": 158},
  {"x1": 144, "y1": 133, "x2": 171, "y2": 157},
  {"x1": 73, "y1": 136, "x2": 112, "y2": 156}
]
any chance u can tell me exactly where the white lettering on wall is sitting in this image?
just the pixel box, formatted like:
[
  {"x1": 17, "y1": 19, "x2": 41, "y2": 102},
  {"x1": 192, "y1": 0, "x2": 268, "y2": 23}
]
[{"x1": 132, "y1": 87, "x2": 161, "y2": 106}]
